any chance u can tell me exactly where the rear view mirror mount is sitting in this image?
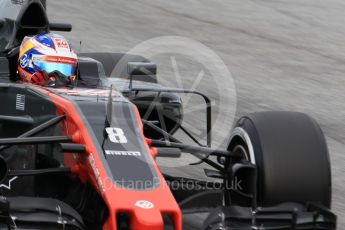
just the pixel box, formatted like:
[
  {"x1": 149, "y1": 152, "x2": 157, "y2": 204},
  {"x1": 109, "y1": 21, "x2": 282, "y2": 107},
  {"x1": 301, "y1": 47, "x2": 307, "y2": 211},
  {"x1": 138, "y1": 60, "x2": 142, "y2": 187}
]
[{"x1": 127, "y1": 62, "x2": 157, "y2": 90}]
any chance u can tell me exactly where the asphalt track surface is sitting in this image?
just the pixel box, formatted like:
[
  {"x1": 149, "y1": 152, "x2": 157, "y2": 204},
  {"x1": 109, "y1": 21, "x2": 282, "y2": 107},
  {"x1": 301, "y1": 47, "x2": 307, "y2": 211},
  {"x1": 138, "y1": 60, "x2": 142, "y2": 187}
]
[{"x1": 49, "y1": 0, "x2": 345, "y2": 228}]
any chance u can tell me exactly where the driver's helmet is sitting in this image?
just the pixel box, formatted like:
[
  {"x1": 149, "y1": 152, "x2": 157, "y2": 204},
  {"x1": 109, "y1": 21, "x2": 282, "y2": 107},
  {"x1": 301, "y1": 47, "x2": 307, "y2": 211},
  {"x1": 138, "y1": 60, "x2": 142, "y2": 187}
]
[{"x1": 18, "y1": 33, "x2": 77, "y2": 87}]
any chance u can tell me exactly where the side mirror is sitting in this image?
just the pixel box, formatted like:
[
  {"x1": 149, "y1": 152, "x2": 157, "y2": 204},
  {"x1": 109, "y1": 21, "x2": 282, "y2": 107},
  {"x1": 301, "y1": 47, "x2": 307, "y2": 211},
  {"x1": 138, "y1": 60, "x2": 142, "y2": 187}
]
[
  {"x1": 127, "y1": 62, "x2": 157, "y2": 90},
  {"x1": 49, "y1": 22, "x2": 72, "y2": 32},
  {"x1": 127, "y1": 62, "x2": 157, "y2": 75}
]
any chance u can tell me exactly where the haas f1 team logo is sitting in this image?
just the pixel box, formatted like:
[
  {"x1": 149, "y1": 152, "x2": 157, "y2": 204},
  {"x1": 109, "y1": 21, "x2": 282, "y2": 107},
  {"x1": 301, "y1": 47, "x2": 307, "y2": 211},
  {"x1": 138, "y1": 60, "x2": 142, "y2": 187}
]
[{"x1": 54, "y1": 38, "x2": 69, "y2": 49}]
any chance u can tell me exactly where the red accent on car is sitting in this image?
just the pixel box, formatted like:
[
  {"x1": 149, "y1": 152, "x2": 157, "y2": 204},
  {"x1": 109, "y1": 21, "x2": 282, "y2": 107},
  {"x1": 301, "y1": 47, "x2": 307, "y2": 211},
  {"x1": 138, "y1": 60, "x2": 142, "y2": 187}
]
[{"x1": 36, "y1": 87, "x2": 183, "y2": 230}]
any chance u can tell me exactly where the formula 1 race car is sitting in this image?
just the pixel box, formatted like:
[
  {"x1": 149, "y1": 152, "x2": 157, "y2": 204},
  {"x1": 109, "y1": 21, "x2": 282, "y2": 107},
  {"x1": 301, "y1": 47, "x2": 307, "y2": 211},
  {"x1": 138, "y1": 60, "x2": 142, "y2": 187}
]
[{"x1": 0, "y1": 0, "x2": 337, "y2": 229}]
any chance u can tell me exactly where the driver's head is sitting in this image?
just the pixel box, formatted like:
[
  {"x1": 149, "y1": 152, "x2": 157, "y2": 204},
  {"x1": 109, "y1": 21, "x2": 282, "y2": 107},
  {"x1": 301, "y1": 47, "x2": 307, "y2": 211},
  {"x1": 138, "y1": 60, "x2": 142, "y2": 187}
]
[{"x1": 18, "y1": 33, "x2": 77, "y2": 87}]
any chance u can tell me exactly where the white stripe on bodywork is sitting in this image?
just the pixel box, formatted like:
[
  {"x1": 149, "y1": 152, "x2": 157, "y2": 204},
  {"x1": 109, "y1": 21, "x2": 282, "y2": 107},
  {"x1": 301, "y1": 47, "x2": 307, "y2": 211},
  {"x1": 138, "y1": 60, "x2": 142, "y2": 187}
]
[{"x1": 0, "y1": 176, "x2": 18, "y2": 190}]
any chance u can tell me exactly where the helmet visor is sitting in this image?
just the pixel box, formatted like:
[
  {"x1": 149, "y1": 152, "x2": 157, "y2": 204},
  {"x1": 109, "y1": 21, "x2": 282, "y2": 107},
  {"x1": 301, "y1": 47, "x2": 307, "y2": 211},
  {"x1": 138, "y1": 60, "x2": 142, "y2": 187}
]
[{"x1": 32, "y1": 55, "x2": 77, "y2": 77}]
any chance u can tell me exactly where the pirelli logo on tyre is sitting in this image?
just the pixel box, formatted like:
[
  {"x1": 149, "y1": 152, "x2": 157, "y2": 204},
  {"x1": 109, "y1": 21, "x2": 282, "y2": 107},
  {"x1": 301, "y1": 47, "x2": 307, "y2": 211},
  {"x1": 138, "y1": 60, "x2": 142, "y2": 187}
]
[{"x1": 105, "y1": 150, "x2": 141, "y2": 156}]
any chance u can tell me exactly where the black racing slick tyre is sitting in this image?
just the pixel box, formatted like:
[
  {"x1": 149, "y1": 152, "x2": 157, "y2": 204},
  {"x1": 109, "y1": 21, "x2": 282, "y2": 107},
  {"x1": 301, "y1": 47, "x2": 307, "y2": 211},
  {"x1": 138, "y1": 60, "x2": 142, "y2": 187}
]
[
  {"x1": 79, "y1": 52, "x2": 157, "y2": 83},
  {"x1": 227, "y1": 111, "x2": 332, "y2": 208}
]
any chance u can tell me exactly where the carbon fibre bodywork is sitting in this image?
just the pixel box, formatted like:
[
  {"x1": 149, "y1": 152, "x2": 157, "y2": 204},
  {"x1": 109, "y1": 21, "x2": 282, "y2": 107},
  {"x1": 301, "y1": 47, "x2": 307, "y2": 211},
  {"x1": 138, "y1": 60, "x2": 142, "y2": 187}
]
[{"x1": 0, "y1": 0, "x2": 337, "y2": 229}]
